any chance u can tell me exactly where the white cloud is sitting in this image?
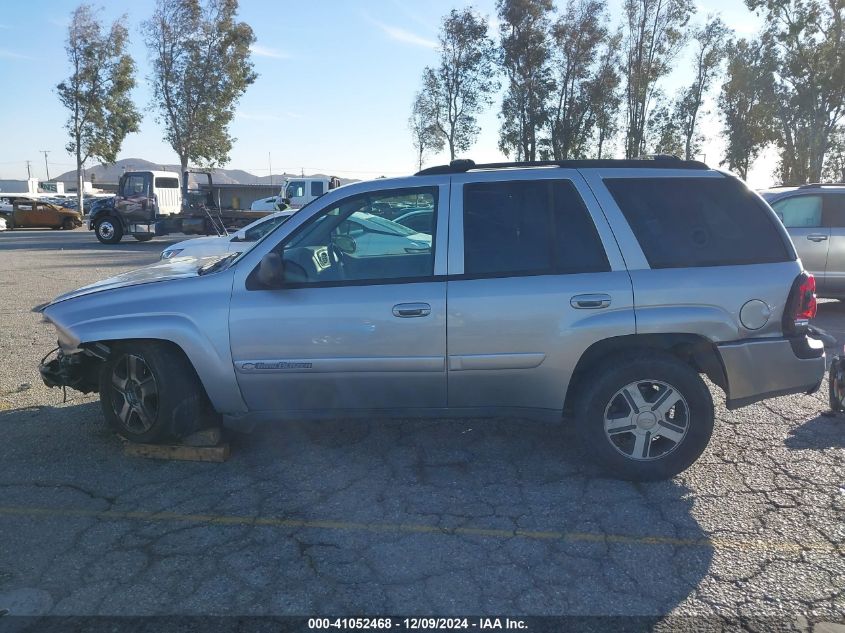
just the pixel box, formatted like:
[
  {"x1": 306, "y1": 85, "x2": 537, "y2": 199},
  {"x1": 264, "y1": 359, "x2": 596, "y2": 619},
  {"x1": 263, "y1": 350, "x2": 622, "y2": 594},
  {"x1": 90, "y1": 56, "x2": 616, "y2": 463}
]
[
  {"x1": 367, "y1": 16, "x2": 437, "y2": 49},
  {"x1": 250, "y1": 44, "x2": 292, "y2": 59}
]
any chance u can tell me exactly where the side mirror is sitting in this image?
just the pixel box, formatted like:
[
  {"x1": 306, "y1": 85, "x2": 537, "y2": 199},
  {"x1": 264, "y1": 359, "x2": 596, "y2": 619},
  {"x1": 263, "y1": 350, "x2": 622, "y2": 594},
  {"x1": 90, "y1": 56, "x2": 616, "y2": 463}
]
[{"x1": 257, "y1": 252, "x2": 285, "y2": 288}]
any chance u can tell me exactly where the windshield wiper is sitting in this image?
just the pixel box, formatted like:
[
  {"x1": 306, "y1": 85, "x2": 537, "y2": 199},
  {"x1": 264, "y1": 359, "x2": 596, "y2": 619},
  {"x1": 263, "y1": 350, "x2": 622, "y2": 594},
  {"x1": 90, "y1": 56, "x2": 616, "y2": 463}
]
[{"x1": 198, "y1": 253, "x2": 239, "y2": 276}]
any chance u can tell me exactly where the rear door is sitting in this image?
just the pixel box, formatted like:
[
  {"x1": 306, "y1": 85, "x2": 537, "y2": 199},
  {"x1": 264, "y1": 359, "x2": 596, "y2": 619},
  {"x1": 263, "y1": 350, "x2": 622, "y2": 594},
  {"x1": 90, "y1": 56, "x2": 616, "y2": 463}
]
[
  {"x1": 821, "y1": 193, "x2": 845, "y2": 297},
  {"x1": 770, "y1": 194, "x2": 829, "y2": 291},
  {"x1": 446, "y1": 170, "x2": 634, "y2": 413}
]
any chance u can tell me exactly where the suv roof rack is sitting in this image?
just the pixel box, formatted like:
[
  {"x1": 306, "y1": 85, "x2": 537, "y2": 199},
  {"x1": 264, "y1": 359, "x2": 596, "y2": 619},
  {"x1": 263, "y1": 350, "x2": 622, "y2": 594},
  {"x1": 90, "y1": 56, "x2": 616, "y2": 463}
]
[
  {"x1": 798, "y1": 182, "x2": 845, "y2": 189},
  {"x1": 415, "y1": 156, "x2": 709, "y2": 176}
]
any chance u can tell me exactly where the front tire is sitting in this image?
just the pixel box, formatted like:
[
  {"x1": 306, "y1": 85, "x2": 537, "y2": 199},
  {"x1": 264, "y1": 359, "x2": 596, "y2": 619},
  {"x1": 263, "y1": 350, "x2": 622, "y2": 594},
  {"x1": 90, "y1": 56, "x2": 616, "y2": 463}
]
[
  {"x1": 94, "y1": 217, "x2": 123, "y2": 244},
  {"x1": 574, "y1": 351, "x2": 714, "y2": 481},
  {"x1": 99, "y1": 342, "x2": 210, "y2": 443},
  {"x1": 62, "y1": 218, "x2": 76, "y2": 230}
]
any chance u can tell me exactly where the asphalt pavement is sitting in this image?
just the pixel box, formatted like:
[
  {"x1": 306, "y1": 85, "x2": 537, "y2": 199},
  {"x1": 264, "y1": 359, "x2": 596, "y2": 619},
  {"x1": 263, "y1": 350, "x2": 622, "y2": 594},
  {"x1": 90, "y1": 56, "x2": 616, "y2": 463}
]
[{"x1": 0, "y1": 228, "x2": 842, "y2": 628}]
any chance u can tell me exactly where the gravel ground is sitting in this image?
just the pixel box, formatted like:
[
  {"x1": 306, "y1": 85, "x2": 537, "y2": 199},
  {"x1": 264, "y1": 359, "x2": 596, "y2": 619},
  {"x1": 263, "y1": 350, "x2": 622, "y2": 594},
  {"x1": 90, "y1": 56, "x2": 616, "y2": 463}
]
[{"x1": 0, "y1": 228, "x2": 843, "y2": 628}]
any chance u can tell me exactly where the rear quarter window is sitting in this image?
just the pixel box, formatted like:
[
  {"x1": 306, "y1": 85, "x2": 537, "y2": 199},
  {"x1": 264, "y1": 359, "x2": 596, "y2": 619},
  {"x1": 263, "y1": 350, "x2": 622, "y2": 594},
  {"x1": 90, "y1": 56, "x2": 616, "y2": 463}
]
[{"x1": 605, "y1": 177, "x2": 792, "y2": 268}]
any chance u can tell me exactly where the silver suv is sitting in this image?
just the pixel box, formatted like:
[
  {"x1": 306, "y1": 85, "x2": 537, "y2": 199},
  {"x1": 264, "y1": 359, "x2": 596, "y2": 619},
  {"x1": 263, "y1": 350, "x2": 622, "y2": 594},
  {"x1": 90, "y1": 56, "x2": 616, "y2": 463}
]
[
  {"x1": 38, "y1": 158, "x2": 826, "y2": 481},
  {"x1": 761, "y1": 184, "x2": 845, "y2": 299}
]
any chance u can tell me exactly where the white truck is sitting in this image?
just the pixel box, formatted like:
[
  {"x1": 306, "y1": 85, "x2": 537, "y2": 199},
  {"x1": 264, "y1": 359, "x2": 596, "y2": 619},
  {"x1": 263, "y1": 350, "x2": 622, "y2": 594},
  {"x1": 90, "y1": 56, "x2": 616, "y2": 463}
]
[
  {"x1": 250, "y1": 176, "x2": 341, "y2": 211},
  {"x1": 89, "y1": 170, "x2": 271, "y2": 244}
]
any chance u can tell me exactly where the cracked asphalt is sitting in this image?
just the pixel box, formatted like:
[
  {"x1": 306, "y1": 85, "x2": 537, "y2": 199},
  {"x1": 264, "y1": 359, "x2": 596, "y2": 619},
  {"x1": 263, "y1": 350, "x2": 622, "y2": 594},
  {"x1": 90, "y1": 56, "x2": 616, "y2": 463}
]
[{"x1": 0, "y1": 228, "x2": 843, "y2": 626}]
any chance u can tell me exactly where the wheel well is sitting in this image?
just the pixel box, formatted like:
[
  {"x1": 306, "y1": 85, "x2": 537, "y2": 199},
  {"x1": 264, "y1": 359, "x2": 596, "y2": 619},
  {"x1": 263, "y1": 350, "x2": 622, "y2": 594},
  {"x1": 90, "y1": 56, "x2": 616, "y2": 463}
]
[
  {"x1": 85, "y1": 339, "x2": 211, "y2": 400},
  {"x1": 563, "y1": 334, "x2": 727, "y2": 416}
]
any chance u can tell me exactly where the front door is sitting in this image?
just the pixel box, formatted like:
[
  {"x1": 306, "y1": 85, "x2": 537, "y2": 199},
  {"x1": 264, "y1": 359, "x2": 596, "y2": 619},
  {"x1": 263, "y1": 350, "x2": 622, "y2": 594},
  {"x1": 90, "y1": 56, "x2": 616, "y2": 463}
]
[
  {"x1": 229, "y1": 183, "x2": 449, "y2": 412},
  {"x1": 445, "y1": 171, "x2": 635, "y2": 413}
]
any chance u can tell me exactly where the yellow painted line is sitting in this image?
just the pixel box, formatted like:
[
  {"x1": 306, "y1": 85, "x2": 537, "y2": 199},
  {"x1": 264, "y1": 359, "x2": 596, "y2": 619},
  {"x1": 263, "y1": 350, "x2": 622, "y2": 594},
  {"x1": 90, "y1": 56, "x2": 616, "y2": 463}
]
[{"x1": 0, "y1": 505, "x2": 838, "y2": 554}]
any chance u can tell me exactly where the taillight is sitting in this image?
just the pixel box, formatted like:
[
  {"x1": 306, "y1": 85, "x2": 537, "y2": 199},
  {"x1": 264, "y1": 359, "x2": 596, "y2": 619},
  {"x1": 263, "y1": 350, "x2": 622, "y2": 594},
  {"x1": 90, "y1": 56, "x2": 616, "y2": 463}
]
[{"x1": 783, "y1": 272, "x2": 817, "y2": 335}]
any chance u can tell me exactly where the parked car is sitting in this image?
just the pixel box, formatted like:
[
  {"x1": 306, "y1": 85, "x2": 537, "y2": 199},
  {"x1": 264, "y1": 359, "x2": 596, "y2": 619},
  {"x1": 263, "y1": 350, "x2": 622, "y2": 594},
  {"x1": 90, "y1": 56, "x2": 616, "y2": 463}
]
[
  {"x1": 394, "y1": 208, "x2": 434, "y2": 234},
  {"x1": 37, "y1": 158, "x2": 826, "y2": 481},
  {"x1": 5, "y1": 199, "x2": 82, "y2": 230},
  {"x1": 761, "y1": 183, "x2": 845, "y2": 299},
  {"x1": 0, "y1": 217, "x2": 6, "y2": 232},
  {"x1": 161, "y1": 210, "x2": 297, "y2": 260}
]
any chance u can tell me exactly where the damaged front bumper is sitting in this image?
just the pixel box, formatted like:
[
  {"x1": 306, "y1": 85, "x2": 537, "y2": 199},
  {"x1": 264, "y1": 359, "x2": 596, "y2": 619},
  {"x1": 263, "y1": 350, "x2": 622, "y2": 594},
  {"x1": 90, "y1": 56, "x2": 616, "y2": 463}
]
[{"x1": 39, "y1": 344, "x2": 109, "y2": 394}]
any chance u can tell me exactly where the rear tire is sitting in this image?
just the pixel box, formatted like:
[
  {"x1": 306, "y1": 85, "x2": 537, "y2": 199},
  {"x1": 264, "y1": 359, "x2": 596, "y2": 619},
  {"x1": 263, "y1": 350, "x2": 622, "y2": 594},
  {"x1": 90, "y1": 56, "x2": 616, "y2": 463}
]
[
  {"x1": 574, "y1": 351, "x2": 714, "y2": 481},
  {"x1": 94, "y1": 217, "x2": 123, "y2": 244},
  {"x1": 99, "y1": 341, "x2": 211, "y2": 443}
]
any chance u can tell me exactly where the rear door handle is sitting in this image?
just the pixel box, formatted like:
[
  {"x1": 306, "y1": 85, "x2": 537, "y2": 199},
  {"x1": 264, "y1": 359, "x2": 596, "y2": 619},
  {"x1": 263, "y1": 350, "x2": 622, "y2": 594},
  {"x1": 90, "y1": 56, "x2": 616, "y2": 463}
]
[
  {"x1": 807, "y1": 234, "x2": 829, "y2": 242},
  {"x1": 571, "y1": 293, "x2": 612, "y2": 309},
  {"x1": 393, "y1": 302, "x2": 431, "y2": 318}
]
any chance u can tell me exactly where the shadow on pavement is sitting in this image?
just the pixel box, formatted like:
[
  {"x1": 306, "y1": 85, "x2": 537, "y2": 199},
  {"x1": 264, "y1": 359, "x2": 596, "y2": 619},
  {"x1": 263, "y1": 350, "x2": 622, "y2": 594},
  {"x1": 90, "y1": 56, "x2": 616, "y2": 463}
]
[
  {"x1": 785, "y1": 413, "x2": 845, "y2": 450},
  {"x1": 0, "y1": 402, "x2": 712, "y2": 614}
]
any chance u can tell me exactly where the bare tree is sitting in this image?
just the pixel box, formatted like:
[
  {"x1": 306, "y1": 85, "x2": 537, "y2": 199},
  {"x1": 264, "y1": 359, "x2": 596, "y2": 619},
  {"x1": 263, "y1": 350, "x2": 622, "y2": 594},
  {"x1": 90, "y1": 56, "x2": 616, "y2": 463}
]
[
  {"x1": 497, "y1": 0, "x2": 554, "y2": 161},
  {"x1": 143, "y1": 0, "x2": 257, "y2": 176},
  {"x1": 57, "y1": 4, "x2": 140, "y2": 214},
  {"x1": 409, "y1": 73, "x2": 444, "y2": 171},
  {"x1": 423, "y1": 8, "x2": 498, "y2": 161},
  {"x1": 622, "y1": 0, "x2": 695, "y2": 158}
]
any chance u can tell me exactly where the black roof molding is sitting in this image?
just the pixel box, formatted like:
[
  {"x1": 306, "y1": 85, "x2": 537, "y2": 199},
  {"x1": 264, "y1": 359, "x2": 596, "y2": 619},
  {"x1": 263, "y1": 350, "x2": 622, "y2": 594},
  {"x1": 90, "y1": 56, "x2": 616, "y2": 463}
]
[{"x1": 415, "y1": 156, "x2": 709, "y2": 176}]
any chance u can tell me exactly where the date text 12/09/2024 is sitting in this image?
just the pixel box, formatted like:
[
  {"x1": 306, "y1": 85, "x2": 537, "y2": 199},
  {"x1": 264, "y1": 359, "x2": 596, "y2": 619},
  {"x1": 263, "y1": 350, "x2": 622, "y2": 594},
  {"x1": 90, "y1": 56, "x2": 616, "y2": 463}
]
[{"x1": 308, "y1": 618, "x2": 528, "y2": 630}]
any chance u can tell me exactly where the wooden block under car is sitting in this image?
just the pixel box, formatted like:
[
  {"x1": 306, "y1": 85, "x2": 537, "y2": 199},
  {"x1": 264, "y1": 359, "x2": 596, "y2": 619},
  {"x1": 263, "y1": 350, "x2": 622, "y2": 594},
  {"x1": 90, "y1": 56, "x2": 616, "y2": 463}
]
[{"x1": 123, "y1": 440, "x2": 230, "y2": 462}]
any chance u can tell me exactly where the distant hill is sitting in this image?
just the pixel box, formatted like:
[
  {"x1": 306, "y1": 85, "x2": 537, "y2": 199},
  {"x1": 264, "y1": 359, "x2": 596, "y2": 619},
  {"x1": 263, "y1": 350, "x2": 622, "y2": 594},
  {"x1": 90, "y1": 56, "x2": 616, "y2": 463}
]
[{"x1": 54, "y1": 158, "x2": 358, "y2": 187}]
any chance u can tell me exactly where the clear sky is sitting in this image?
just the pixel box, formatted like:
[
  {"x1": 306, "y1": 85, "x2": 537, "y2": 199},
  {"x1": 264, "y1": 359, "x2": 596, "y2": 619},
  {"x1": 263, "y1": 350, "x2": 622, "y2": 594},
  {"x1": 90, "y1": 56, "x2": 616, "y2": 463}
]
[{"x1": 0, "y1": 0, "x2": 775, "y2": 187}]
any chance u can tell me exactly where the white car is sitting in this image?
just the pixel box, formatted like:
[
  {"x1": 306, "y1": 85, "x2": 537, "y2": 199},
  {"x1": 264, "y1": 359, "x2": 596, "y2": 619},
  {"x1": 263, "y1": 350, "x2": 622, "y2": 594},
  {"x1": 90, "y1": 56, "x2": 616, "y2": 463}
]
[{"x1": 160, "y1": 210, "x2": 295, "y2": 260}]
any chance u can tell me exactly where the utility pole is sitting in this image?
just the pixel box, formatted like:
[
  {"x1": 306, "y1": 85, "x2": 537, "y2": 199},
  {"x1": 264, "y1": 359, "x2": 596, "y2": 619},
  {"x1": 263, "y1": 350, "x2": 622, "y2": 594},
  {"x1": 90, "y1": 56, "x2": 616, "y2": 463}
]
[
  {"x1": 268, "y1": 152, "x2": 273, "y2": 186},
  {"x1": 25, "y1": 160, "x2": 32, "y2": 179},
  {"x1": 39, "y1": 150, "x2": 51, "y2": 180}
]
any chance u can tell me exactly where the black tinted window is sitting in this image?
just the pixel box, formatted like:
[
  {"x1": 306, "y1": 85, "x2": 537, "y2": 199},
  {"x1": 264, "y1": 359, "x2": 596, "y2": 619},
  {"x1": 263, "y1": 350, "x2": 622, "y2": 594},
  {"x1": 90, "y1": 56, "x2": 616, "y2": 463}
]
[
  {"x1": 823, "y1": 194, "x2": 845, "y2": 227},
  {"x1": 154, "y1": 177, "x2": 179, "y2": 189},
  {"x1": 311, "y1": 181, "x2": 324, "y2": 196},
  {"x1": 462, "y1": 179, "x2": 609, "y2": 276},
  {"x1": 605, "y1": 177, "x2": 791, "y2": 268}
]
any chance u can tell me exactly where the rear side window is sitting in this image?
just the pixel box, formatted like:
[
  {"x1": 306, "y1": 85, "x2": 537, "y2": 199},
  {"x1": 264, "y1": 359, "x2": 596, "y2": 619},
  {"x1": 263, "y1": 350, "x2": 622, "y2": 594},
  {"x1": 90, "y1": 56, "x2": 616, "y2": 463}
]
[
  {"x1": 462, "y1": 179, "x2": 609, "y2": 276},
  {"x1": 311, "y1": 181, "x2": 324, "y2": 196},
  {"x1": 605, "y1": 177, "x2": 791, "y2": 268},
  {"x1": 823, "y1": 194, "x2": 845, "y2": 227}
]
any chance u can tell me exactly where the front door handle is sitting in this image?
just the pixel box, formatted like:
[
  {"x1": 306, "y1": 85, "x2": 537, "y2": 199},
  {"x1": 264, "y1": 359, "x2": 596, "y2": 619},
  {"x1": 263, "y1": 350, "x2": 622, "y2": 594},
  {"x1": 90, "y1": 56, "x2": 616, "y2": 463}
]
[
  {"x1": 807, "y1": 234, "x2": 829, "y2": 242},
  {"x1": 571, "y1": 293, "x2": 612, "y2": 309},
  {"x1": 393, "y1": 302, "x2": 431, "y2": 318}
]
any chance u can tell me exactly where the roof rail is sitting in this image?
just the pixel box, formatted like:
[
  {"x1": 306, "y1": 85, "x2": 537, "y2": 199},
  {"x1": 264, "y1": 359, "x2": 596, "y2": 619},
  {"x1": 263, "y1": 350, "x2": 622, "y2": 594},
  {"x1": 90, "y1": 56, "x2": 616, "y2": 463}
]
[
  {"x1": 798, "y1": 182, "x2": 845, "y2": 189},
  {"x1": 415, "y1": 156, "x2": 709, "y2": 176}
]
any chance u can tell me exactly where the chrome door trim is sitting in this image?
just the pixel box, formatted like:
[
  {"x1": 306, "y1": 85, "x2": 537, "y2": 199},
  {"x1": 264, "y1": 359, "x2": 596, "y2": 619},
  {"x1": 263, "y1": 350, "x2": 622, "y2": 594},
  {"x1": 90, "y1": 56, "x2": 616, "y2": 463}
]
[
  {"x1": 235, "y1": 356, "x2": 446, "y2": 373},
  {"x1": 447, "y1": 352, "x2": 546, "y2": 371}
]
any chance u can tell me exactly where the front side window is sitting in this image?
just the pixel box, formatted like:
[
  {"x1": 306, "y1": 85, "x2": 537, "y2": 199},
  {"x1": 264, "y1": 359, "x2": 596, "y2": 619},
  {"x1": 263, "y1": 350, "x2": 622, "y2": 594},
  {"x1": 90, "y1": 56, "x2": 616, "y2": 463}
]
[
  {"x1": 123, "y1": 175, "x2": 148, "y2": 197},
  {"x1": 286, "y1": 181, "x2": 306, "y2": 198},
  {"x1": 462, "y1": 179, "x2": 609, "y2": 276},
  {"x1": 606, "y1": 177, "x2": 791, "y2": 269},
  {"x1": 274, "y1": 187, "x2": 437, "y2": 285},
  {"x1": 771, "y1": 195, "x2": 823, "y2": 228}
]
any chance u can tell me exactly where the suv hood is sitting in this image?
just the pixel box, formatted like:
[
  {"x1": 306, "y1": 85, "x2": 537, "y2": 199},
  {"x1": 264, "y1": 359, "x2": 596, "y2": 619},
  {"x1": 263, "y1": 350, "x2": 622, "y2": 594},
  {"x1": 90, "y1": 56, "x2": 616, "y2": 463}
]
[{"x1": 38, "y1": 253, "x2": 235, "y2": 309}]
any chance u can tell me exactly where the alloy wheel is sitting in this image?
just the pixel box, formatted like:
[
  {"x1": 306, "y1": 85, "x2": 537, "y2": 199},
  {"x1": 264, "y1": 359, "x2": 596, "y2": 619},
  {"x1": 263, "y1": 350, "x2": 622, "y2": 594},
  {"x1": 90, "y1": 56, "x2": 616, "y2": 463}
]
[
  {"x1": 602, "y1": 379, "x2": 689, "y2": 461},
  {"x1": 110, "y1": 354, "x2": 159, "y2": 434}
]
